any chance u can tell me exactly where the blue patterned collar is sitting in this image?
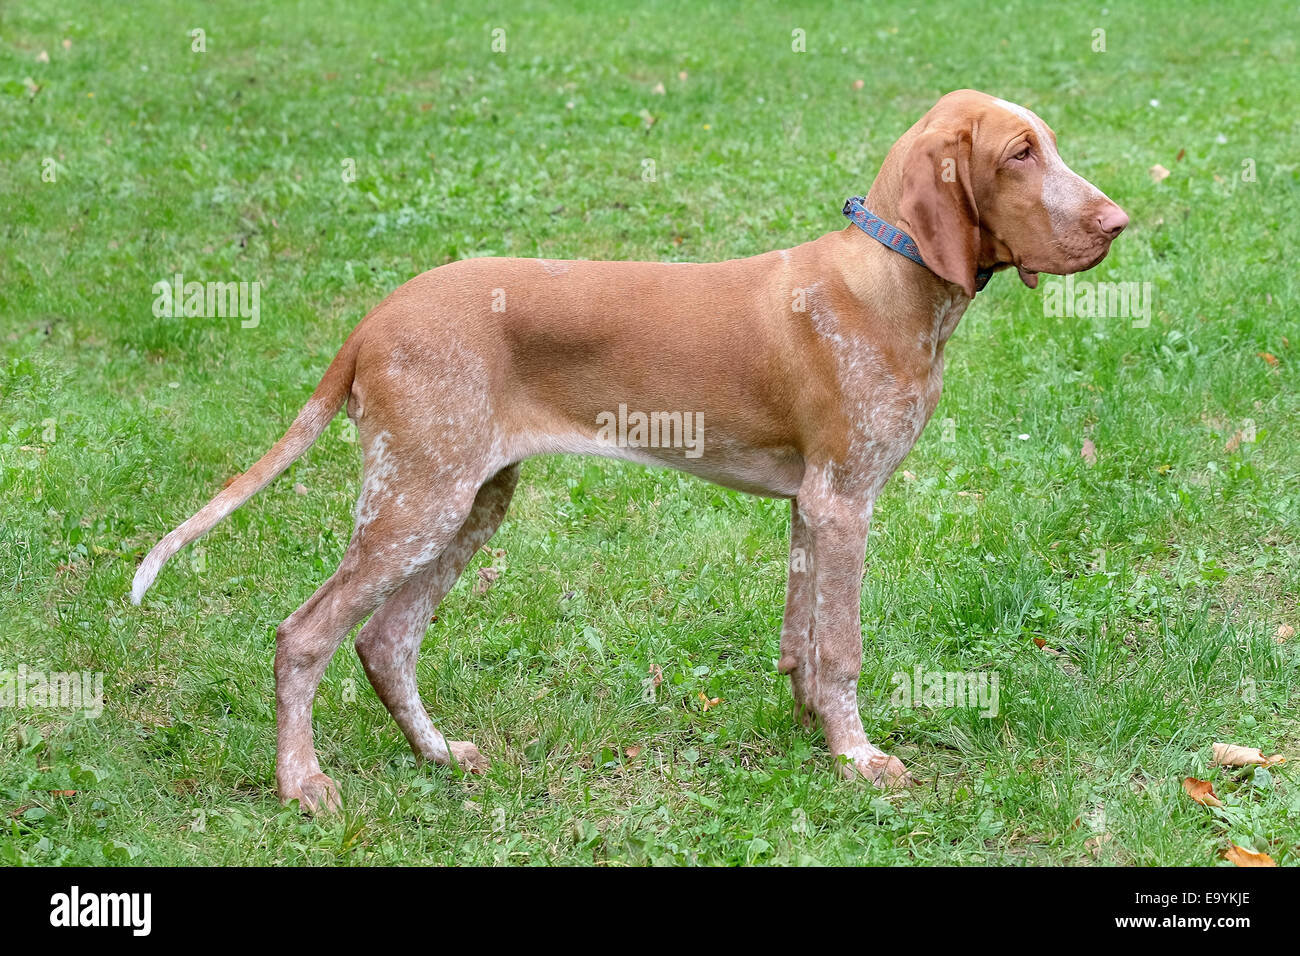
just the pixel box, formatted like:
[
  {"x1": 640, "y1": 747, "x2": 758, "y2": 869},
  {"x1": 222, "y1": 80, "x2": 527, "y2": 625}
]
[{"x1": 842, "y1": 196, "x2": 994, "y2": 293}]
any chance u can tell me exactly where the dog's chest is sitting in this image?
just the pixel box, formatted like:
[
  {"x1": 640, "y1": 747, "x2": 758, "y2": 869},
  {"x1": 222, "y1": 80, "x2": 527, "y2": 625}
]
[{"x1": 818, "y1": 294, "x2": 964, "y2": 492}]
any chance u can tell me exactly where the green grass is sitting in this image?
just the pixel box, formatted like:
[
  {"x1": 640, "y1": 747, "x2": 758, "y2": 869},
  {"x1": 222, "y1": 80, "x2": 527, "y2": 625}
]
[{"x1": 2, "y1": 0, "x2": 1299, "y2": 865}]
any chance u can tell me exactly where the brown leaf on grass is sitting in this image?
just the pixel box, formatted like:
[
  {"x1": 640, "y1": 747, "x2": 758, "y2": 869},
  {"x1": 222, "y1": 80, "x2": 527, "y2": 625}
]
[
  {"x1": 1258, "y1": 351, "x2": 1279, "y2": 366},
  {"x1": 624, "y1": 745, "x2": 642, "y2": 759},
  {"x1": 1081, "y1": 438, "x2": 1097, "y2": 465},
  {"x1": 1149, "y1": 163, "x2": 1171, "y2": 182},
  {"x1": 1175, "y1": 148, "x2": 1186, "y2": 162},
  {"x1": 473, "y1": 566, "x2": 500, "y2": 595},
  {"x1": 1211, "y1": 743, "x2": 1285, "y2": 768},
  {"x1": 1224, "y1": 430, "x2": 1243, "y2": 453},
  {"x1": 1034, "y1": 640, "x2": 1080, "y2": 676},
  {"x1": 1183, "y1": 777, "x2": 1223, "y2": 807},
  {"x1": 48, "y1": 790, "x2": 77, "y2": 797},
  {"x1": 647, "y1": 664, "x2": 663, "y2": 688},
  {"x1": 1276, "y1": 623, "x2": 1294, "y2": 643},
  {"x1": 698, "y1": 691, "x2": 721, "y2": 711},
  {"x1": 1221, "y1": 844, "x2": 1276, "y2": 867}
]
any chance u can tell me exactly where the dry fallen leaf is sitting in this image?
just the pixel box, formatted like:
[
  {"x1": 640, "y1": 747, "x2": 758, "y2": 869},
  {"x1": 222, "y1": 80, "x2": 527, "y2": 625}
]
[
  {"x1": 624, "y1": 745, "x2": 641, "y2": 759},
  {"x1": 1258, "y1": 351, "x2": 1279, "y2": 366},
  {"x1": 1033, "y1": 640, "x2": 1080, "y2": 676},
  {"x1": 1183, "y1": 776, "x2": 1223, "y2": 807},
  {"x1": 1149, "y1": 163, "x2": 1171, "y2": 182},
  {"x1": 293, "y1": 482, "x2": 307, "y2": 495},
  {"x1": 647, "y1": 664, "x2": 663, "y2": 688},
  {"x1": 1175, "y1": 148, "x2": 1186, "y2": 162},
  {"x1": 473, "y1": 566, "x2": 500, "y2": 595},
  {"x1": 1221, "y1": 844, "x2": 1276, "y2": 867},
  {"x1": 1277, "y1": 623, "x2": 1295, "y2": 643},
  {"x1": 1211, "y1": 743, "x2": 1285, "y2": 768},
  {"x1": 698, "y1": 691, "x2": 721, "y2": 711},
  {"x1": 852, "y1": 79, "x2": 865, "y2": 90},
  {"x1": 1081, "y1": 438, "x2": 1097, "y2": 465},
  {"x1": 651, "y1": 81, "x2": 665, "y2": 95}
]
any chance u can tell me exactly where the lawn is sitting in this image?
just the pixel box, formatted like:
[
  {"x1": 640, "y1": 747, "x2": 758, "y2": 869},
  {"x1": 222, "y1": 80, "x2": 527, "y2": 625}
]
[{"x1": 2, "y1": 0, "x2": 1298, "y2": 865}]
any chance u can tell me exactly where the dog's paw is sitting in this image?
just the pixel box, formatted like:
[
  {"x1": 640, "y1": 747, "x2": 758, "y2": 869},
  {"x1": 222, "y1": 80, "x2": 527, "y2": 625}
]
[
  {"x1": 836, "y1": 750, "x2": 915, "y2": 789},
  {"x1": 281, "y1": 772, "x2": 343, "y2": 814},
  {"x1": 448, "y1": 740, "x2": 489, "y2": 774},
  {"x1": 793, "y1": 699, "x2": 818, "y2": 731},
  {"x1": 780, "y1": 659, "x2": 819, "y2": 730}
]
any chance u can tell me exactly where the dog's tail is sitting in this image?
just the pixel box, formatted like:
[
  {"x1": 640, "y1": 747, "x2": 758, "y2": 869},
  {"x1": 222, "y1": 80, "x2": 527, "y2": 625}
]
[{"x1": 129, "y1": 330, "x2": 363, "y2": 605}]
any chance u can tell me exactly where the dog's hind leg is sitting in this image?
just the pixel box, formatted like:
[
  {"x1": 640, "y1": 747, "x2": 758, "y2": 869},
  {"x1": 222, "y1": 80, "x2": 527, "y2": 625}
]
[
  {"x1": 354, "y1": 463, "x2": 520, "y2": 772},
  {"x1": 273, "y1": 432, "x2": 490, "y2": 813},
  {"x1": 777, "y1": 500, "x2": 818, "y2": 728}
]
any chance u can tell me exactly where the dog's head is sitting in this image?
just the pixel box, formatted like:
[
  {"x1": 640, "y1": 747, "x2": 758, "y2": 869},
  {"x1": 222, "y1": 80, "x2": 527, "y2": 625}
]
[{"x1": 893, "y1": 89, "x2": 1128, "y2": 297}]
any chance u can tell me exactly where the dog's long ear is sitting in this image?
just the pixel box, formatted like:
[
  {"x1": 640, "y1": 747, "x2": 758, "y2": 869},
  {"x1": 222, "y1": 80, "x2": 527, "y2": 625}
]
[{"x1": 898, "y1": 127, "x2": 980, "y2": 297}]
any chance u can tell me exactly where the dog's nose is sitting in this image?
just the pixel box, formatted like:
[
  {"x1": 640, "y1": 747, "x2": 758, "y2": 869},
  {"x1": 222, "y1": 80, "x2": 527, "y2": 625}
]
[{"x1": 1097, "y1": 204, "x2": 1129, "y2": 239}]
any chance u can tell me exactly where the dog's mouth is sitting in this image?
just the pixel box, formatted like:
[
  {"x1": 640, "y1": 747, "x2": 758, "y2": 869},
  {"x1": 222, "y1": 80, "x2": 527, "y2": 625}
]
[{"x1": 1015, "y1": 246, "x2": 1112, "y2": 288}]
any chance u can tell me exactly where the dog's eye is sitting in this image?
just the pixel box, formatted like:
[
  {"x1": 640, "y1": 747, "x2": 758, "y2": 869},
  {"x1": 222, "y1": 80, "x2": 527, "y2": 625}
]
[{"x1": 1011, "y1": 145, "x2": 1032, "y2": 162}]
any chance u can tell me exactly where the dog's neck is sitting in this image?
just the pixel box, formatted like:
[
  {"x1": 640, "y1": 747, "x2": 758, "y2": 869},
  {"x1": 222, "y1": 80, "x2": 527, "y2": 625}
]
[{"x1": 831, "y1": 170, "x2": 972, "y2": 353}]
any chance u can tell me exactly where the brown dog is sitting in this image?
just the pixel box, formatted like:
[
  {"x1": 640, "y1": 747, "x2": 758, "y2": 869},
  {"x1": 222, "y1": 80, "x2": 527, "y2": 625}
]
[{"x1": 132, "y1": 89, "x2": 1127, "y2": 811}]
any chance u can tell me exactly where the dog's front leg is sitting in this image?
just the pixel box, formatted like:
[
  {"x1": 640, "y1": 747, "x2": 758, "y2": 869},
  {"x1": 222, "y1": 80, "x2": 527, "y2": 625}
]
[{"x1": 797, "y1": 479, "x2": 913, "y2": 788}]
